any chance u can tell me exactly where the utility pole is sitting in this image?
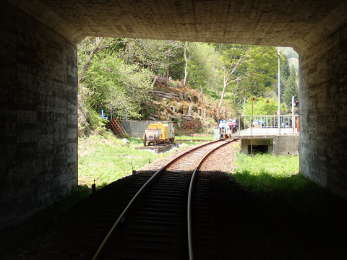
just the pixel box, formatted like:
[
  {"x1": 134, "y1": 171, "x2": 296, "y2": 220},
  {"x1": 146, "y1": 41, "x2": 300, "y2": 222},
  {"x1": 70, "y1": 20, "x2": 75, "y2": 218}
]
[{"x1": 277, "y1": 49, "x2": 281, "y2": 135}]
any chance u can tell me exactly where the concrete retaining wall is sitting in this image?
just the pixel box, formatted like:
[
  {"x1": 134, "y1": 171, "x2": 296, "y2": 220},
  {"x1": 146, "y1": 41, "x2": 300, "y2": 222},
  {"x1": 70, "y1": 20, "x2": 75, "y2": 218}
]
[
  {"x1": 240, "y1": 136, "x2": 298, "y2": 155},
  {"x1": 273, "y1": 136, "x2": 299, "y2": 155}
]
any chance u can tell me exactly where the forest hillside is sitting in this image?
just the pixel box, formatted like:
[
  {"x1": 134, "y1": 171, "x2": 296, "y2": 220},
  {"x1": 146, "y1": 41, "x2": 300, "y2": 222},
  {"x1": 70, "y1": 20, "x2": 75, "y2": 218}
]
[{"x1": 77, "y1": 38, "x2": 298, "y2": 136}]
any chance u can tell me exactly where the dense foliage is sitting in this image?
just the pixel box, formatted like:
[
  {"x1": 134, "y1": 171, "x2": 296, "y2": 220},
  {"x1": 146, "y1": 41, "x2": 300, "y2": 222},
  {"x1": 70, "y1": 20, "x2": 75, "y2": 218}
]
[
  {"x1": 283, "y1": 65, "x2": 299, "y2": 107},
  {"x1": 77, "y1": 37, "x2": 299, "y2": 135},
  {"x1": 84, "y1": 55, "x2": 153, "y2": 118},
  {"x1": 242, "y1": 98, "x2": 278, "y2": 116}
]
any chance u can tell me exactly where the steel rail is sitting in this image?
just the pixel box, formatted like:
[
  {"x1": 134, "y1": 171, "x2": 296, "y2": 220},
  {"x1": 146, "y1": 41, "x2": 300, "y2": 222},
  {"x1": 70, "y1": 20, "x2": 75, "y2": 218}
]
[
  {"x1": 187, "y1": 138, "x2": 238, "y2": 260},
  {"x1": 92, "y1": 139, "x2": 226, "y2": 260}
]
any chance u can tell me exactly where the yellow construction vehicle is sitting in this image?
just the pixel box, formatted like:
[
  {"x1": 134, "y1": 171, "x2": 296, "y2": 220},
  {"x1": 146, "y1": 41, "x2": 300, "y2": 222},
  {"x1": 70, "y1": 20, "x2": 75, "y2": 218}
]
[{"x1": 143, "y1": 122, "x2": 175, "y2": 146}]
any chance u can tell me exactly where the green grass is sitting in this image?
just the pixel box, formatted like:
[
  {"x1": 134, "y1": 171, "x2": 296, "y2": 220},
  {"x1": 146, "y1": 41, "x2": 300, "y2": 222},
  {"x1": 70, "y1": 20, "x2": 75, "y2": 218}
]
[
  {"x1": 78, "y1": 132, "x2": 199, "y2": 187},
  {"x1": 232, "y1": 153, "x2": 340, "y2": 212},
  {"x1": 233, "y1": 153, "x2": 304, "y2": 192}
]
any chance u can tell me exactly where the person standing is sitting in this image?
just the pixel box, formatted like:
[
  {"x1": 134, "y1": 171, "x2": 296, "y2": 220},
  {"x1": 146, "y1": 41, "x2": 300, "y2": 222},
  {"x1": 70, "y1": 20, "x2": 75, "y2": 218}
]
[
  {"x1": 227, "y1": 120, "x2": 233, "y2": 132},
  {"x1": 218, "y1": 119, "x2": 227, "y2": 138},
  {"x1": 231, "y1": 119, "x2": 237, "y2": 133}
]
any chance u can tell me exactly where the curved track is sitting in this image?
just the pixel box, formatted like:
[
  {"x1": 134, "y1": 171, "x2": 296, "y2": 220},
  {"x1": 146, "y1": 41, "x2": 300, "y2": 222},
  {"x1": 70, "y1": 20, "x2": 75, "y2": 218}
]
[{"x1": 92, "y1": 139, "x2": 237, "y2": 260}]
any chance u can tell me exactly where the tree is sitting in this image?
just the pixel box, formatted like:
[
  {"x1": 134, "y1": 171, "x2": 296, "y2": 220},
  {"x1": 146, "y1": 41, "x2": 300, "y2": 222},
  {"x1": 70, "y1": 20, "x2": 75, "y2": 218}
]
[
  {"x1": 218, "y1": 55, "x2": 244, "y2": 108},
  {"x1": 77, "y1": 36, "x2": 286, "y2": 132},
  {"x1": 120, "y1": 39, "x2": 185, "y2": 79},
  {"x1": 82, "y1": 53, "x2": 153, "y2": 119},
  {"x1": 283, "y1": 65, "x2": 299, "y2": 108},
  {"x1": 187, "y1": 43, "x2": 224, "y2": 96},
  {"x1": 183, "y1": 41, "x2": 189, "y2": 86},
  {"x1": 280, "y1": 54, "x2": 290, "y2": 97},
  {"x1": 242, "y1": 98, "x2": 278, "y2": 115},
  {"x1": 216, "y1": 44, "x2": 248, "y2": 108},
  {"x1": 215, "y1": 45, "x2": 278, "y2": 110}
]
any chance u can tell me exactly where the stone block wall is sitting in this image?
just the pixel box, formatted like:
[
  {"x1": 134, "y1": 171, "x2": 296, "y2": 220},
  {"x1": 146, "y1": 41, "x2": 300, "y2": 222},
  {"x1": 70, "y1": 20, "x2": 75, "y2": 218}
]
[
  {"x1": 300, "y1": 24, "x2": 347, "y2": 197},
  {"x1": 0, "y1": 3, "x2": 78, "y2": 228}
]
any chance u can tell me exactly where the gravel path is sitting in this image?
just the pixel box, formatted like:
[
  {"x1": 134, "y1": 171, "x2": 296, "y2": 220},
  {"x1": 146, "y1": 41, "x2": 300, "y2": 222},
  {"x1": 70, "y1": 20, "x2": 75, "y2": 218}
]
[{"x1": 139, "y1": 140, "x2": 239, "y2": 173}]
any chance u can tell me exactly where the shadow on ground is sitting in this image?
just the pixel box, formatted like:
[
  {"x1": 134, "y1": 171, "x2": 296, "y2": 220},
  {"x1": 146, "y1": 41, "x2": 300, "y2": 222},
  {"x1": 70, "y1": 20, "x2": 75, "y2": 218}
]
[
  {"x1": 214, "y1": 171, "x2": 346, "y2": 260},
  {"x1": 0, "y1": 185, "x2": 92, "y2": 259},
  {"x1": 1, "y1": 171, "x2": 346, "y2": 259}
]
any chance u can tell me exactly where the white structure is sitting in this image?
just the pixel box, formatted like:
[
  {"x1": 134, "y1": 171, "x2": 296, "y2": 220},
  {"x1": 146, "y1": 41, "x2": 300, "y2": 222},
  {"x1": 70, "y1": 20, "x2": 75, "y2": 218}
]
[{"x1": 234, "y1": 115, "x2": 300, "y2": 155}]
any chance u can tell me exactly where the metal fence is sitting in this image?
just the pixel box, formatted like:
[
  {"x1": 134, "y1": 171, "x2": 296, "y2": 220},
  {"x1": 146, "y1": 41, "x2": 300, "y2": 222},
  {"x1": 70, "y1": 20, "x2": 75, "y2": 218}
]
[{"x1": 235, "y1": 115, "x2": 300, "y2": 136}]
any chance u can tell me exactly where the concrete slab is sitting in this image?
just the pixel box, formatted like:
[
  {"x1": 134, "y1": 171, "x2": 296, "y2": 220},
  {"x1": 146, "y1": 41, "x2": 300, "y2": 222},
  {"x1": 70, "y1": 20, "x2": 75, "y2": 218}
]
[{"x1": 236, "y1": 127, "x2": 299, "y2": 138}]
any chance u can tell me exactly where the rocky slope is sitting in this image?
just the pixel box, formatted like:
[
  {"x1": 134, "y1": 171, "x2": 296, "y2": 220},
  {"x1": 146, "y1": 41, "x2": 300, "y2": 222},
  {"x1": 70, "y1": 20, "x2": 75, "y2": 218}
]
[{"x1": 142, "y1": 77, "x2": 234, "y2": 134}]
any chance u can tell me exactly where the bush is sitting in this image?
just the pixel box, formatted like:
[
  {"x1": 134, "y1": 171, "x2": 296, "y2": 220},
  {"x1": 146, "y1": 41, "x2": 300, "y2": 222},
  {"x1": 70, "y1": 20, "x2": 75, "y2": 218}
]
[{"x1": 243, "y1": 97, "x2": 278, "y2": 115}]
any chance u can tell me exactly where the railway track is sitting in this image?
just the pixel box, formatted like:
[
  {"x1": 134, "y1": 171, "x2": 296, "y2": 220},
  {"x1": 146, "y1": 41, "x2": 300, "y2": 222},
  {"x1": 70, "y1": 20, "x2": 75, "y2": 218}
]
[{"x1": 91, "y1": 138, "x2": 237, "y2": 260}]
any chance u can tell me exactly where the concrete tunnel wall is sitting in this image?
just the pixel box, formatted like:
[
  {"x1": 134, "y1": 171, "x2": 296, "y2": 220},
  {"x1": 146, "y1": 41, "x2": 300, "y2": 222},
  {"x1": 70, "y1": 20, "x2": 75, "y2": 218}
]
[
  {"x1": 0, "y1": 3, "x2": 78, "y2": 227},
  {"x1": 300, "y1": 26, "x2": 347, "y2": 197},
  {"x1": 1, "y1": 0, "x2": 347, "y2": 228}
]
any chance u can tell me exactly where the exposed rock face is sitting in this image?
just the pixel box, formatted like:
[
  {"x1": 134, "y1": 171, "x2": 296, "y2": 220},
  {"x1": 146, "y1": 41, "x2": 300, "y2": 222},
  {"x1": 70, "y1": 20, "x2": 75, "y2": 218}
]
[{"x1": 2, "y1": 0, "x2": 347, "y2": 227}]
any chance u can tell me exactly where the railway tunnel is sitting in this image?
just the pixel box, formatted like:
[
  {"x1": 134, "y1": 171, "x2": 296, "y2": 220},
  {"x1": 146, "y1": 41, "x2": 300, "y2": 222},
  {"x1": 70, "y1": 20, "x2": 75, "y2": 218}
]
[{"x1": 1, "y1": 0, "x2": 347, "y2": 228}]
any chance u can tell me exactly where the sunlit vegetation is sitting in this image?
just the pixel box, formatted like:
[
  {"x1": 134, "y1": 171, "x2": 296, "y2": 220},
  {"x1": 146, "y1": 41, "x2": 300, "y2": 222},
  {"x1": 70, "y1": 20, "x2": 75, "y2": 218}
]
[
  {"x1": 77, "y1": 38, "x2": 300, "y2": 188},
  {"x1": 78, "y1": 132, "x2": 201, "y2": 187},
  {"x1": 233, "y1": 153, "x2": 302, "y2": 192},
  {"x1": 77, "y1": 38, "x2": 299, "y2": 135},
  {"x1": 242, "y1": 97, "x2": 279, "y2": 115},
  {"x1": 232, "y1": 153, "x2": 340, "y2": 212}
]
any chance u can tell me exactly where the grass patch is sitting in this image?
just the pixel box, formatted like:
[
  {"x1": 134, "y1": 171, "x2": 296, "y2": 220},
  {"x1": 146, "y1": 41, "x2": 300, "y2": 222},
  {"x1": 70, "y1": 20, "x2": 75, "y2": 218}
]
[
  {"x1": 232, "y1": 153, "x2": 341, "y2": 213},
  {"x1": 78, "y1": 131, "x2": 199, "y2": 187},
  {"x1": 233, "y1": 153, "x2": 303, "y2": 192}
]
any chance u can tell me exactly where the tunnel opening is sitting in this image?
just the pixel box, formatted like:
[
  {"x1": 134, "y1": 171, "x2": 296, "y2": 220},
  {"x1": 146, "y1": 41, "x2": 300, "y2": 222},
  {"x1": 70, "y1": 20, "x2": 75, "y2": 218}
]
[
  {"x1": 248, "y1": 144, "x2": 268, "y2": 154},
  {"x1": 3, "y1": 1, "x2": 347, "y2": 259},
  {"x1": 76, "y1": 37, "x2": 301, "y2": 188}
]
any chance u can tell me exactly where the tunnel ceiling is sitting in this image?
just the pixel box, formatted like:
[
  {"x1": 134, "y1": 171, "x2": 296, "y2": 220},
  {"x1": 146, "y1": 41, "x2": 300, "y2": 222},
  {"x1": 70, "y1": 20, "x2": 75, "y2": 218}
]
[{"x1": 9, "y1": 0, "x2": 347, "y2": 49}]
